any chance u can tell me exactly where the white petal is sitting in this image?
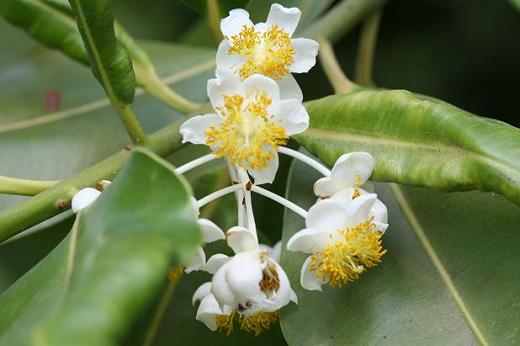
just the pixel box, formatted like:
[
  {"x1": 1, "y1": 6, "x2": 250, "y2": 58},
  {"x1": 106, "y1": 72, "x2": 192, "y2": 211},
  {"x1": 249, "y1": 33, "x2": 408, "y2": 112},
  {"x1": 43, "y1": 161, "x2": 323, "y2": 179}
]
[
  {"x1": 190, "y1": 196, "x2": 199, "y2": 216},
  {"x1": 371, "y1": 199, "x2": 388, "y2": 224},
  {"x1": 196, "y1": 293, "x2": 224, "y2": 331},
  {"x1": 300, "y1": 256, "x2": 324, "y2": 291},
  {"x1": 290, "y1": 38, "x2": 319, "y2": 73},
  {"x1": 249, "y1": 152, "x2": 279, "y2": 185},
  {"x1": 220, "y1": 8, "x2": 253, "y2": 38},
  {"x1": 207, "y1": 72, "x2": 241, "y2": 110},
  {"x1": 306, "y1": 199, "x2": 348, "y2": 232},
  {"x1": 206, "y1": 254, "x2": 230, "y2": 274},
  {"x1": 259, "y1": 241, "x2": 282, "y2": 262},
  {"x1": 287, "y1": 228, "x2": 330, "y2": 254},
  {"x1": 331, "y1": 152, "x2": 375, "y2": 189},
  {"x1": 277, "y1": 74, "x2": 303, "y2": 101},
  {"x1": 216, "y1": 41, "x2": 246, "y2": 73},
  {"x1": 345, "y1": 194, "x2": 377, "y2": 227},
  {"x1": 266, "y1": 3, "x2": 301, "y2": 37},
  {"x1": 226, "y1": 226, "x2": 258, "y2": 253},
  {"x1": 268, "y1": 260, "x2": 295, "y2": 309},
  {"x1": 184, "y1": 246, "x2": 206, "y2": 273},
  {"x1": 289, "y1": 289, "x2": 298, "y2": 304},
  {"x1": 272, "y1": 99, "x2": 309, "y2": 136},
  {"x1": 211, "y1": 261, "x2": 236, "y2": 307},
  {"x1": 240, "y1": 74, "x2": 280, "y2": 103},
  {"x1": 180, "y1": 114, "x2": 222, "y2": 145},
  {"x1": 71, "y1": 188, "x2": 101, "y2": 213},
  {"x1": 374, "y1": 221, "x2": 389, "y2": 234},
  {"x1": 192, "y1": 282, "x2": 212, "y2": 305},
  {"x1": 197, "y1": 218, "x2": 225, "y2": 243},
  {"x1": 313, "y1": 177, "x2": 336, "y2": 198}
]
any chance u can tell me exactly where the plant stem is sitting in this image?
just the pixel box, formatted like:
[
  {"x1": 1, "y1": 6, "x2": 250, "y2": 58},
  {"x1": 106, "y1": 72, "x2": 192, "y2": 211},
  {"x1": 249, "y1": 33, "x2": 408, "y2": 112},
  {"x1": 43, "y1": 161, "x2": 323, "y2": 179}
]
[
  {"x1": 238, "y1": 168, "x2": 258, "y2": 242},
  {"x1": 176, "y1": 153, "x2": 217, "y2": 175},
  {"x1": 305, "y1": 0, "x2": 387, "y2": 43},
  {"x1": 116, "y1": 104, "x2": 149, "y2": 146},
  {"x1": 196, "y1": 184, "x2": 243, "y2": 209},
  {"x1": 318, "y1": 40, "x2": 353, "y2": 94},
  {"x1": 251, "y1": 185, "x2": 308, "y2": 219},
  {"x1": 207, "y1": 0, "x2": 224, "y2": 42},
  {"x1": 0, "y1": 176, "x2": 58, "y2": 196},
  {"x1": 279, "y1": 147, "x2": 331, "y2": 176},
  {"x1": 354, "y1": 11, "x2": 382, "y2": 85},
  {"x1": 0, "y1": 117, "x2": 187, "y2": 244}
]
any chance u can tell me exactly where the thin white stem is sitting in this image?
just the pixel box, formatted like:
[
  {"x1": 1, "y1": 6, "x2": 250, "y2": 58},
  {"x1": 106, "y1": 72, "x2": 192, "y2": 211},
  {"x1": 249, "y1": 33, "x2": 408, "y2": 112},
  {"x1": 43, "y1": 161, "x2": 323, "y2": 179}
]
[
  {"x1": 227, "y1": 163, "x2": 246, "y2": 228},
  {"x1": 197, "y1": 184, "x2": 243, "y2": 209},
  {"x1": 238, "y1": 168, "x2": 258, "y2": 242},
  {"x1": 251, "y1": 185, "x2": 308, "y2": 219},
  {"x1": 175, "y1": 154, "x2": 217, "y2": 175},
  {"x1": 278, "y1": 147, "x2": 331, "y2": 176}
]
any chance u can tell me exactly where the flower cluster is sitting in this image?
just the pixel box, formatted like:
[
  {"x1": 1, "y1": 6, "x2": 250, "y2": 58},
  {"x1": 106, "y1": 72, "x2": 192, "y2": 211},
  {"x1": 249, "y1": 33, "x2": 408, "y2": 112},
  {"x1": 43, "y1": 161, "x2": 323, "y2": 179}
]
[{"x1": 71, "y1": 3, "x2": 389, "y2": 337}]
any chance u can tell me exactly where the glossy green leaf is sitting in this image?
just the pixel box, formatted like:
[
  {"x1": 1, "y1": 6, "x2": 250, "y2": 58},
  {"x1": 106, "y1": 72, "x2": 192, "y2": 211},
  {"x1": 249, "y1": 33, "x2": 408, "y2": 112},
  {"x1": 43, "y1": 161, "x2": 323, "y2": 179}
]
[
  {"x1": 179, "y1": 0, "x2": 251, "y2": 18},
  {"x1": 280, "y1": 157, "x2": 520, "y2": 345},
  {"x1": 298, "y1": 90, "x2": 520, "y2": 206},
  {"x1": 67, "y1": 0, "x2": 135, "y2": 104},
  {"x1": 0, "y1": 149, "x2": 201, "y2": 345}
]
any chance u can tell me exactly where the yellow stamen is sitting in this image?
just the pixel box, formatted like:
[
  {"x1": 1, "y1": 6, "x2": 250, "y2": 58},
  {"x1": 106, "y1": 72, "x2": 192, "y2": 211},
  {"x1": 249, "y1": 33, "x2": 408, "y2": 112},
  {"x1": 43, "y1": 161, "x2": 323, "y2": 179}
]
[
  {"x1": 215, "y1": 310, "x2": 236, "y2": 335},
  {"x1": 215, "y1": 310, "x2": 278, "y2": 336},
  {"x1": 310, "y1": 219, "x2": 386, "y2": 287},
  {"x1": 227, "y1": 24, "x2": 295, "y2": 80},
  {"x1": 260, "y1": 260, "x2": 280, "y2": 294},
  {"x1": 206, "y1": 92, "x2": 288, "y2": 170}
]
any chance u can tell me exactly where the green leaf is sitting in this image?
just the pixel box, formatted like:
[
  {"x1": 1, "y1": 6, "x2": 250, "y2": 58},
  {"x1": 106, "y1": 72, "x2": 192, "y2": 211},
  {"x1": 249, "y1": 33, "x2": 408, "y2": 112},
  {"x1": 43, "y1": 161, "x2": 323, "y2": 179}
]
[
  {"x1": 280, "y1": 157, "x2": 520, "y2": 345},
  {"x1": 298, "y1": 90, "x2": 520, "y2": 206},
  {"x1": 179, "y1": 0, "x2": 251, "y2": 18},
  {"x1": 68, "y1": 0, "x2": 135, "y2": 104},
  {"x1": 0, "y1": 149, "x2": 201, "y2": 345}
]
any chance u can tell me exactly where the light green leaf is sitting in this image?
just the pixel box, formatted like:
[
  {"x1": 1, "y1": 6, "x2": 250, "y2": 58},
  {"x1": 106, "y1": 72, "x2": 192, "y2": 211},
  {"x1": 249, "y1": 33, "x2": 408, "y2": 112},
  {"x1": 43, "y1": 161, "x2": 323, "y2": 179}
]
[
  {"x1": 0, "y1": 149, "x2": 201, "y2": 345},
  {"x1": 280, "y1": 157, "x2": 520, "y2": 345},
  {"x1": 298, "y1": 90, "x2": 520, "y2": 206}
]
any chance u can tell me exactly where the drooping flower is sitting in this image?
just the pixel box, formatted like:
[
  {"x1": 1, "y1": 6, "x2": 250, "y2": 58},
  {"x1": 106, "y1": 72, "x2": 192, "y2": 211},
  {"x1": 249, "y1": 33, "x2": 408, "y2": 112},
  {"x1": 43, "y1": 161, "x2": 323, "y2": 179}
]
[
  {"x1": 180, "y1": 72, "x2": 309, "y2": 184},
  {"x1": 193, "y1": 227, "x2": 297, "y2": 335},
  {"x1": 217, "y1": 3, "x2": 319, "y2": 100},
  {"x1": 314, "y1": 152, "x2": 388, "y2": 232},
  {"x1": 287, "y1": 194, "x2": 388, "y2": 291}
]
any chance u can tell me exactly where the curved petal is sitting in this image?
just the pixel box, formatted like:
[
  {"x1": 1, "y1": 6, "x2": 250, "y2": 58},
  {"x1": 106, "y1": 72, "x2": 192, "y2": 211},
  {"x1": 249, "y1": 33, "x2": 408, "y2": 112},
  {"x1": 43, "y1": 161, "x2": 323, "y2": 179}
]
[
  {"x1": 211, "y1": 261, "x2": 236, "y2": 307},
  {"x1": 206, "y1": 254, "x2": 230, "y2": 274},
  {"x1": 313, "y1": 177, "x2": 335, "y2": 198},
  {"x1": 71, "y1": 188, "x2": 101, "y2": 213},
  {"x1": 268, "y1": 260, "x2": 296, "y2": 309},
  {"x1": 207, "y1": 72, "x2": 241, "y2": 110},
  {"x1": 198, "y1": 218, "x2": 225, "y2": 243},
  {"x1": 277, "y1": 74, "x2": 303, "y2": 101},
  {"x1": 306, "y1": 199, "x2": 348, "y2": 232},
  {"x1": 266, "y1": 3, "x2": 301, "y2": 37},
  {"x1": 331, "y1": 152, "x2": 375, "y2": 190},
  {"x1": 196, "y1": 293, "x2": 225, "y2": 331},
  {"x1": 184, "y1": 246, "x2": 206, "y2": 273},
  {"x1": 287, "y1": 228, "x2": 331, "y2": 254},
  {"x1": 371, "y1": 199, "x2": 388, "y2": 224},
  {"x1": 290, "y1": 38, "x2": 319, "y2": 73},
  {"x1": 240, "y1": 74, "x2": 280, "y2": 103},
  {"x1": 259, "y1": 241, "x2": 282, "y2": 262},
  {"x1": 271, "y1": 99, "x2": 309, "y2": 136},
  {"x1": 289, "y1": 289, "x2": 298, "y2": 304},
  {"x1": 226, "y1": 226, "x2": 258, "y2": 253},
  {"x1": 192, "y1": 282, "x2": 212, "y2": 305},
  {"x1": 329, "y1": 186, "x2": 356, "y2": 205},
  {"x1": 300, "y1": 256, "x2": 324, "y2": 291},
  {"x1": 345, "y1": 193, "x2": 377, "y2": 227},
  {"x1": 180, "y1": 114, "x2": 222, "y2": 145},
  {"x1": 216, "y1": 41, "x2": 246, "y2": 73},
  {"x1": 374, "y1": 221, "x2": 389, "y2": 234},
  {"x1": 249, "y1": 151, "x2": 279, "y2": 185},
  {"x1": 220, "y1": 8, "x2": 253, "y2": 38}
]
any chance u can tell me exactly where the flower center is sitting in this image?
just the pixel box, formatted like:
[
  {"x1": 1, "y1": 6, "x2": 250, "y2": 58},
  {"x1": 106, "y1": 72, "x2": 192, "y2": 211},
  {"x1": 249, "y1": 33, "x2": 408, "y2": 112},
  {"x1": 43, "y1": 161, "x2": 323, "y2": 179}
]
[
  {"x1": 215, "y1": 310, "x2": 279, "y2": 336},
  {"x1": 227, "y1": 24, "x2": 295, "y2": 80},
  {"x1": 259, "y1": 260, "x2": 280, "y2": 297},
  {"x1": 206, "y1": 92, "x2": 288, "y2": 170},
  {"x1": 310, "y1": 219, "x2": 386, "y2": 287}
]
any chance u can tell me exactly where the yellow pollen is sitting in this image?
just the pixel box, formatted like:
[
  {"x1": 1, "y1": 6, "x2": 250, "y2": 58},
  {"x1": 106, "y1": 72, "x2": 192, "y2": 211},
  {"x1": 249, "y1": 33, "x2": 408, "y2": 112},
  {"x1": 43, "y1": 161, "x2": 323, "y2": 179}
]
[
  {"x1": 205, "y1": 92, "x2": 288, "y2": 170},
  {"x1": 310, "y1": 219, "x2": 387, "y2": 287},
  {"x1": 227, "y1": 24, "x2": 295, "y2": 80},
  {"x1": 215, "y1": 310, "x2": 278, "y2": 336},
  {"x1": 259, "y1": 260, "x2": 280, "y2": 294}
]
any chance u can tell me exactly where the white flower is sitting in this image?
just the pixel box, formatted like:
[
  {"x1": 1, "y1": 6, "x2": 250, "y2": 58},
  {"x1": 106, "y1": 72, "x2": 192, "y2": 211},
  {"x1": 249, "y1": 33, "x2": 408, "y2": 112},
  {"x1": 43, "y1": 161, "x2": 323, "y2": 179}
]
[
  {"x1": 287, "y1": 194, "x2": 388, "y2": 291},
  {"x1": 71, "y1": 187, "x2": 101, "y2": 213},
  {"x1": 314, "y1": 152, "x2": 388, "y2": 232},
  {"x1": 217, "y1": 3, "x2": 319, "y2": 101},
  {"x1": 193, "y1": 227, "x2": 297, "y2": 335},
  {"x1": 259, "y1": 241, "x2": 282, "y2": 262},
  {"x1": 180, "y1": 72, "x2": 309, "y2": 184}
]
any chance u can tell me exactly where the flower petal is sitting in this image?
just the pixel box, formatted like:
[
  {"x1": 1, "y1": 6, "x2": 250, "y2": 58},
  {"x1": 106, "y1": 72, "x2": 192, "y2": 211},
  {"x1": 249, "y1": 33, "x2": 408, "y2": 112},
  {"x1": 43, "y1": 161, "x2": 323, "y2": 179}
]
[
  {"x1": 345, "y1": 193, "x2": 377, "y2": 227},
  {"x1": 371, "y1": 199, "x2": 388, "y2": 224},
  {"x1": 331, "y1": 152, "x2": 375, "y2": 189},
  {"x1": 290, "y1": 38, "x2": 319, "y2": 73},
  {"x1": 259, "y1": 241, "x2": 282, "y2": 262},
  {"x1": 196, "y1": 293, "x2": 225, "y2": 331},
  {"x1": 207, "y1": 71, "x2": 241, "y2": 110},
  {"x1": 374, "y1": 221, "x2": 389, "y2": 234},
  {"x1": 192, "y1": 282, "x2": 212, "y2": 305},
  {"x1": 180, "y1": 114, "x2": 222, "y2": 145},
  {"x1": 206, "y1": 254, "x2": 230, "y2": 274},
  {"x1": 272, "y1": 99, "x2": 309, "y2": 136},
  {"x1": 300, "y1": 256, "x2": 324, "y2": 291},
  {"x1": 277, "y1": 74, "x2": 303, "y2": 101},
  {"x1": 268, "y1": 260, "x2": 296, "y2": 309},
  {"x1": 313, "y1": 177, "x2": 335, "y2": 198},
  {"x1": 71, "y1": 188, "x2": 101, "y2": 213},
  {"x1": 266, "y1": 3, "x2": 301, "y2": 37},
  {"x1": 240, "y1": 74, "x2": 280, "y2": 103},
  {"x1": 220, "y1": 8, "x2": 253, "y2": 38},
  {"x1": 216, "y1": 41, "x2": 247, "y2": 73},
  {"x1": 249, "y1": 152, "x2": 279, "y2": 185},
  {"x1": 198, "y1": 218, "x2": 225, "y2": 243},
  {"x1": 306, "y1": 199, "x2": 348, "y2": 232},
  {"x1": 226, "y1": 226, "x2": 258, "y2": 253},
  {"x1": 184, "y1": 246, "x2": 206, "y2": 273},
  {"x1": 287, "y1": 228, "x2": 331, "y2": 254}
]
